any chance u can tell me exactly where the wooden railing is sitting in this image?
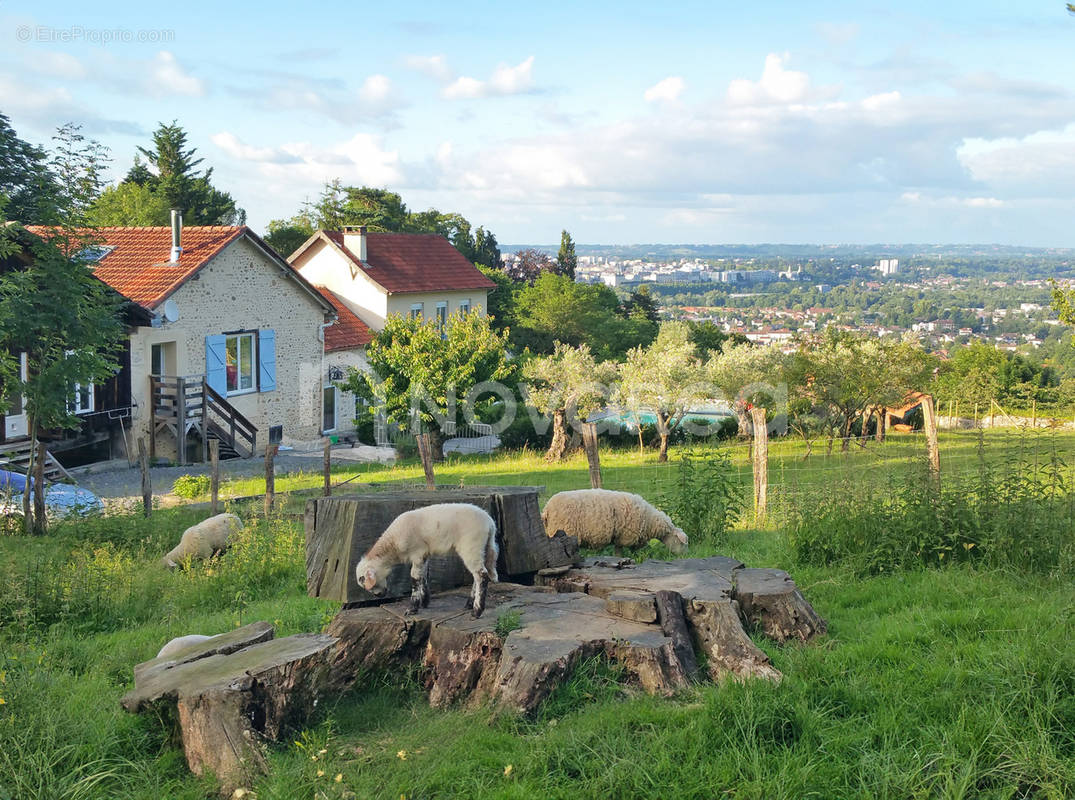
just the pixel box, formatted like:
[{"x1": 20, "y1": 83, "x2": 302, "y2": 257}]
[{"x1": 149, "y1": 375, "x2": 257, "y2": 463}]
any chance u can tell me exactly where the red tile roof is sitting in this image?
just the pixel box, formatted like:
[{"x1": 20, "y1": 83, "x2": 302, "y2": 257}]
[
  {"x1": 316, "y1": 286, "x2": 375, "y2": 351},
  {"x1": 322, "y1": 231, "x2": 497, "y2": 294},
  {"x1": 27, "y1": 225, "x2": 243, "y2": 308}
]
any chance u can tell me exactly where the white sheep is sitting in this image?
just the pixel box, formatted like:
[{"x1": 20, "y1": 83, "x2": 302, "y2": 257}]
[
  {"x1": 355, "y1": 503, "x2": 499, "y2": 618},
  {"x1": 542, "y1": 489, "x2": 689, "y2": 555},
  {"x1": 156, "y1": 633, "x2": 216, "y2": 659},
  {"x1": 162, "y1": 513, "x2": 243, "y2": 568}
]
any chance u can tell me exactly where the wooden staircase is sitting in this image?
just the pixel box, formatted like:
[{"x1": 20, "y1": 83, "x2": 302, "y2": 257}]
[
  {"x1": 150, "y1": 376, "x2": 257, "y2": 465},
  {"x1": 0, "y1": 439, "x2": 75, "y2": 483}
]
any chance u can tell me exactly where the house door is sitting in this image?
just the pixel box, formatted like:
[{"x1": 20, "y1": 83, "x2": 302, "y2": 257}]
[
  {"x1": 5, "y1": 353, "x2": 28, "y2": 439},
  {"x1": 322, "y1": 385, "x2": 337, "y2": 433}
]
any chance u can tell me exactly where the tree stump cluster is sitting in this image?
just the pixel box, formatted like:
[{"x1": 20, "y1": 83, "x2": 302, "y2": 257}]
[{"x1": 124, "y1": 489, "x2": 827, "y2": 794}]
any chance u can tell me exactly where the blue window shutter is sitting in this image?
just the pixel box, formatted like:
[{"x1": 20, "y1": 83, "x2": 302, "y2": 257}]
[
  {"x1": 205, "y1": 335, "x2": 227, "y2": 394},
  {"x1": 258, "y1": 329, "x2": 276, "y2": 392}
]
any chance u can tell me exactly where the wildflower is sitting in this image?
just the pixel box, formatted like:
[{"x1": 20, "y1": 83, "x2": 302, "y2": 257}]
[
  {"x1": 335, "y1": 774, "x2": 342, "y2": 783},
  {"x1": 311, "y1": 755, "x2": 318, "y2": 761},
  {"x1": 963, "y1": 542, "x2": 975, "y2": 550},
  {"x1": 504, "y1": 764, "x2": 513, "y2": 777},
  {"x1": 317, "y1": 769, "x2": 325, "y2": 778},
  {"x1": 318, "y1": 749, "x2": 327, "y2": 755},
  {"x1": 397, "y1": 750, "x2": 407, "y2": 760},
  {"x1": 0, "y1": 697, "x2": 6, "y2": 705}
]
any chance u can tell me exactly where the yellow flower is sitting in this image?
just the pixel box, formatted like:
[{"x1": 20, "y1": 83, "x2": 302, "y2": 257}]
[
  {"x1": 0, "y1": 697, "x2": 6, "y2": 705},
  {"x1": 334, "y1": 774, "x2": 342, "y2": 783},
  {"x1": 317, "y1": 769, "x2": 325, "y2": 777},
  {"x1": 311, "y1": 755, "x2": 318, "y2": 761},
  {"x1": 963, "y1": 542, "x2": 975, "y2": 550},
  {"x1": 397, "y1": 750, "x2": 408, "y2": 760},
  {"x1": 504, "y1": 764, "x2": 513, "y2": 777},
  {"x1": 318, "y1": 749, "x2": 327, "y2": 755}
]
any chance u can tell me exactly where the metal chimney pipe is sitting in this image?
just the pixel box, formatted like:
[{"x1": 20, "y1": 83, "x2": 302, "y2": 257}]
[{"x1": 170, "y1": 209, "x2": 183, "y2": 263}]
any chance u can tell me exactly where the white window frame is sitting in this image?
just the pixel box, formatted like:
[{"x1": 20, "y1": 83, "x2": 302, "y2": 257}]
[
  {"x1": 435, "y1": 302, "x2": 448, "y2": 333},
  {"x1": 71, "y1": 382, "x2": 94, "y2": 415},
  {"x1": 409, "y1": 302, "x2": 424, "y2": 319},
  {"x1": 322, "y1": 384, "x2": 338, "y2": 433},
  {"x1": 225, "y1": 332, "x2": 257, "y2": 396},
  {"x1": 459, "y1": 298, "x2": 471, "y2": 315}
]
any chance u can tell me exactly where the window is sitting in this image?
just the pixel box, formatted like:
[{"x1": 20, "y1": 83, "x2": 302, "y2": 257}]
[
  {"x1": 435, "y1": 302, "x2": 448, "y2": 333},
  {"x1": 459, "y1": 298, "x2": 471, "y2": 315},
  {"x1": 410, "y1": 303, "x2": 424, "y2": 319},
  {"x1": 323, "y1": 385, "x2": 338, "y2": 433},
  {"x1": 71, "y1": 382, "x2": 94, "y2": 415},
  {"x1": 64, "y1": 350, "x2": 94, "y2": 415},
  {"x1": 226, "y1": 332, "x2": 256, "y2": 394}
]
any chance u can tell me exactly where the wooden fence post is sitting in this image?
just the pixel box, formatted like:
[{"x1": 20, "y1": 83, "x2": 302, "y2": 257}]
[
  {"x1": 415, "y1": 434, "x2": 436, "y2": 490},
  {"x1": 750, "y1": 406, "x2": 768, "y2": 521},
  {"x1": 581, "y1": 422, "x2": 602, "y2": 489},
  {"x1": 323, "y1": 440, "x2": 332, "y2": 497},
  {"x1": 264, "y1": 445, "x2": 277, "y2": 516},
  {"x1": 138, "y1": 437, "x2": 151, "y2": 518},
  {"x1": 209, "y1": 439, "x2": 220, "y2": 515},
  {"x1": 922, "y1": 394, "x2": 940, "y2": 483}
]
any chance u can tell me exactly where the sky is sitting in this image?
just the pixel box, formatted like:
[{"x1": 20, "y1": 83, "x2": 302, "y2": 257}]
[{"x1": 2, "y1": 1, "x2": 1074, "y2": 246}]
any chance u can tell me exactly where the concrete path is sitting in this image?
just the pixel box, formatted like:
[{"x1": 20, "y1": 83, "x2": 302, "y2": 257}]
[{"x1": 73, "y1": 445, "x2": 396, "y2": 505}]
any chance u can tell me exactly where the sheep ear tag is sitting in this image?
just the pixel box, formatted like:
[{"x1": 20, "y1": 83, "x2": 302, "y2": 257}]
[{"x1": 363, "y1": 569, "x2": 376, "y2": 591}]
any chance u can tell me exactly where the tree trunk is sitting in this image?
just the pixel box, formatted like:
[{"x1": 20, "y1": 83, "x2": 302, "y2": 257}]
[
  {"x1": 22, "y1": 428, "x2": 35, "y2": 534},
  {"x1": 33, "y1": 441, "x2": 47, "y2": 534},
  {"x1": 841, "y1": 417, "x2": 853, "y2": 452},
  {"x1": 736, "y1": 406, "x2": 751, "y2": 438},
  {"x1": 428, "y1": 427, "x2": 445, "y2": 461},
  {"x1": 545, "y1": 409, "x2": 568, "y2": 462},
  {"x1": 658, "y1": 433, "x2": 669, "y2": 462},
  {"x1": 875, "y1": 407, "x2": 886, "y2": 442}
]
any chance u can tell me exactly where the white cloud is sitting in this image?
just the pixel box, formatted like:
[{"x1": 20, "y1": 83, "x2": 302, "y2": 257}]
[
  {"x1": 900, "y1": 192, "x2": 1007, "y2": 208},
  {"x1": 644, "y1": 76, "x2": 685, "y2": 103},
  {"x1": 442, "y1": 56, "x2": 536, "y2": 99},
  {"x1": 727, "y1": 53, "x2": 811, "y2": 106},
  {"x1": 815, "y1": 22, "x2": 860, "y2": 45},
  {"x1": 957, "y1": 125, "x2": 1075, "y2": 195},
  {"x1": 32, "y1": 51, "x2": 87, "y2": 80},
  {"x1": 256, "y1": 74, "x2": 404, "y2": 124},
  {"x1": 405, "y1": 54, "x2": 453, "y2": 82},
  {"x1": 147, "y1": 51, "x2": 205, "y2": 97},
  {"x1": 211, "y1": 130, "x2": 402, "y2": 188}
]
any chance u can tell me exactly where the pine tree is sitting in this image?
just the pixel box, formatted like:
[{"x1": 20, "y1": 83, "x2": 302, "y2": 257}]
[{"x1": 556, "y1": 229, "x2": 577, "y2": 281}]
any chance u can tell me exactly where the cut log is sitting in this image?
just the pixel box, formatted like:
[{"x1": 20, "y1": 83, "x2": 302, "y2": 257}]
[
  {"x1": 326, "y1": 583, "x2": 688, "y2": 714},
  {"x1": 734, "y1": 568, "x2": 828, "y2": 644},
  {"x1": 305, "y1": 487, "x2": 578, "y2": 604},
  {"x1": 122, "y1": 629, "x2": 338, "y2": 795},
  {"x1": 604, "y1": 590, "x2": 657, "y2": 623},
  {"x1": 536, "y1": 556, "x2": 784, "y2": 682},
  {"x1": 134, "y1": 621, "x2": 275, "y2": 685}
]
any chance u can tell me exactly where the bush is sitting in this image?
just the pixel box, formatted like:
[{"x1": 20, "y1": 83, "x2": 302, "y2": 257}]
[
  {"x1": 790, "y1": 446, "x2": 1075, "y2": 575},
  {"x1": 172, "y1": 474, "x2": 210, "y2": 499},
  {"x1": 496, "y1": 410, "x2": 553, "y2": 451},
  {"x1": 658, "y1": 448, "x2": 744, "y2": 548}
]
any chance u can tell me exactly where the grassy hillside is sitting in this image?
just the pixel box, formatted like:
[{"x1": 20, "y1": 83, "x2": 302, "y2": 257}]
[{"x1": 1, "y1": 430, "x2": 1073, "y2": 799}]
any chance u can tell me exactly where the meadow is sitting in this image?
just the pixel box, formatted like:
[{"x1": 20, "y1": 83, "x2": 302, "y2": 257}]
[{"x1": 1, "y1": 429, "x2": 1073, "y2": 799}]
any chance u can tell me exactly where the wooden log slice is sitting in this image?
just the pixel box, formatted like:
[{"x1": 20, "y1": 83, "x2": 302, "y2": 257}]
[
  {"x1": 733, "y1": 568, "x2": 828, "y2": 644},
  {"x1": 684, "y1": 598, "x2": 781, "y2": 682},
  {"x1": 134, "y1": 621, "x2": 275, "y2": 686}
]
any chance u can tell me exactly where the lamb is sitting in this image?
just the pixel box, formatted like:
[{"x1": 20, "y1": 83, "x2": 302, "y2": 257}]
[
  {"x1": 541, "y1": 489, "x2": 689, "y2": 555},
  {"x1": 162, "y1": 512, "x2": 243, "y2": 568},
  {"x1": 156, "y1": 633, "x2": 215, "y2": 659},
  {"x1": 355, "y1": 503, "x2": 499, "y2": 618}
]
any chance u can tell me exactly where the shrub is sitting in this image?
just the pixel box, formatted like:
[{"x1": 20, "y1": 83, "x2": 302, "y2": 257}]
[
  {"x1": 789, "y1": 446, "x2": 1075, "y2": 575},
  {"x1": 658, "y1": 448, "x2": 744, "y2": 547},
  {"x1": 172, "y1": 474, "x2": 210, "y2": 499},
  {"x1": 496, "y1": 410, "x2": 553, "y2": 451}
]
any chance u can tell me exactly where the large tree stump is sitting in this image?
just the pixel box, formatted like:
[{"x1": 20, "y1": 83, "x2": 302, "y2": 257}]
[
  {"x1": 122, "y1": 623, "x2": 339, "y2": 795},
  {"x1": 535, "y1": 556, "x2": 824, "y2": 682},
  {"x1": 328, "y1": 583, "x2": 688, "y2": 714},
  {"x1": 734, "y1": 568, "x2": 828, "y2": 643},
  {"x1": 305, "y1": 487, "x2": 578, "y2": 604}
]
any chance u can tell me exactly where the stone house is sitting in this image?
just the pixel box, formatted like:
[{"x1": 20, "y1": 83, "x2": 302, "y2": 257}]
[{"x1": 19, "y1": 219, "x2": 335, "y2": 465}]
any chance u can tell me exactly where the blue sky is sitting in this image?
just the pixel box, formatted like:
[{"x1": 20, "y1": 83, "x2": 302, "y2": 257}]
[{"x1": 3, "y1": 1, "x2": 1074, "y2": 246}]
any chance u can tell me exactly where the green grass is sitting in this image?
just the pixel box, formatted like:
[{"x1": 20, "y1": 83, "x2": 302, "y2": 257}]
[{"x1": 1, "y1": 430, "x2": 1073, "y2": 799}]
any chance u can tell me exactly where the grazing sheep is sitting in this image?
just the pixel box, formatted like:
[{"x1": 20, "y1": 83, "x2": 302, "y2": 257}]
[
  {"x1": 156, "y1": 633, "x2": 215, "y2": 659},
  {"x1": 542, "y1": 489, "x2": 688, "y2": 555},
  {"x1": 162, "y1": 513, "x2": 243, "y2": 568},
  {"x1": 355, "y1": 503, "x2": 499, "y2": 618}
]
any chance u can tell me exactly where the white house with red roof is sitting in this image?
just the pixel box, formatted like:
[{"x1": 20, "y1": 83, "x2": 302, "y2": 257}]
[
  {"x1": 19, "y1": 218, "x2": 336, "y2": 464},
  {"x1": 288, "y1": 226, "x2": 497, "y2": 333}
]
